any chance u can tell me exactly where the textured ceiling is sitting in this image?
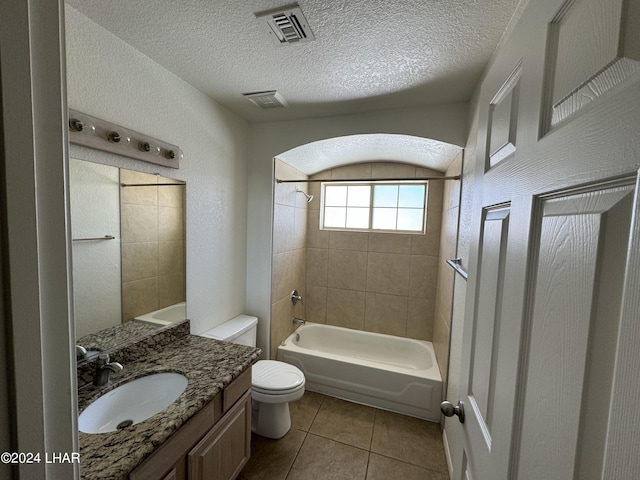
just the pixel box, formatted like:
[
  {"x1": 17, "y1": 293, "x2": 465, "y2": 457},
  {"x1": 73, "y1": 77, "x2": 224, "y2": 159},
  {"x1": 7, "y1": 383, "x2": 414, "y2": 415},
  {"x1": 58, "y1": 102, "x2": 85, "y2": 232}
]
[
  {"x1": 276, "y1": 134, "x2": 462, "y2": 175},
  {"x1": 65, "y1": 0, "x2": 521, "y2": 124}
]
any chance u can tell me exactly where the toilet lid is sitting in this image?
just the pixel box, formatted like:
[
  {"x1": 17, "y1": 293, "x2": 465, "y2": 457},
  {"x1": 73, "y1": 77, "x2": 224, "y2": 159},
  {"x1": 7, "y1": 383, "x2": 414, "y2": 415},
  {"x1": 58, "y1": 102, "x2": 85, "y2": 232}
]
[{"x1": 252, "y1": 360, "x2": 305, "y2": 393}]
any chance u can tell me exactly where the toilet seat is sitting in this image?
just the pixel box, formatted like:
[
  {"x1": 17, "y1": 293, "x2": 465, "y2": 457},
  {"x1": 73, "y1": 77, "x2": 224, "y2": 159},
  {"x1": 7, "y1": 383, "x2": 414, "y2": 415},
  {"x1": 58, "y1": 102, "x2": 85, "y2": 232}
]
[{"x1": 252, "y1": 360, "x2": 305, "y2": 393}]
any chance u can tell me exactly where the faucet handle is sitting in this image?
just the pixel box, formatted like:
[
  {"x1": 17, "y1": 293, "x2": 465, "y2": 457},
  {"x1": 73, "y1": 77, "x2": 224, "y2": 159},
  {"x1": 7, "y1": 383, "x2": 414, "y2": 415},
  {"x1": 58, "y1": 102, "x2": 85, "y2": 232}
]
[
  {"x1": 76, "y1": 345, "x2": 87, "y2": 361},
  {"x1": 291, "y1": 289, "x2": 303, "y2": 305}
]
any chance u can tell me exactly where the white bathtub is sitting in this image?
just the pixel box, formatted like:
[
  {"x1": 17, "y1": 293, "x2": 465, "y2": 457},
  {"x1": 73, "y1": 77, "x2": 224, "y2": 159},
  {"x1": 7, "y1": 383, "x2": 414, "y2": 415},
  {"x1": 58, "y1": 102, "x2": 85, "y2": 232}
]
[
  {"x1": 277, "y1": 322, "x2": 442, "y2": 421},
  {"x1": 134, "y1": 302, "x2": 186, "y2": 326}
]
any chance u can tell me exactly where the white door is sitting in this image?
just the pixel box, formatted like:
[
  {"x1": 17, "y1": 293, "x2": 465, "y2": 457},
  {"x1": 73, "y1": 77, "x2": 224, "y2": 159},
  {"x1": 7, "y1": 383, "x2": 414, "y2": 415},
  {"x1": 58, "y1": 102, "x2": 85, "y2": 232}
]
[{"x1": 449, "y1": 0, "x2": 640, "y2": 479}]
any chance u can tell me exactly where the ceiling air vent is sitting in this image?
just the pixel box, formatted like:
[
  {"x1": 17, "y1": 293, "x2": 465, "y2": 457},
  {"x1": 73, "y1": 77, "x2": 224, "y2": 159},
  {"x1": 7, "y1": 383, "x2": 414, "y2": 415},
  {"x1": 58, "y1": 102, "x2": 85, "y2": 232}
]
[
  {"x1": 242, "y1": 90, "x2": 289, "y2": 109},
  {"x1": 255, "y1": 4, "x2": 315, "y2": 46}
]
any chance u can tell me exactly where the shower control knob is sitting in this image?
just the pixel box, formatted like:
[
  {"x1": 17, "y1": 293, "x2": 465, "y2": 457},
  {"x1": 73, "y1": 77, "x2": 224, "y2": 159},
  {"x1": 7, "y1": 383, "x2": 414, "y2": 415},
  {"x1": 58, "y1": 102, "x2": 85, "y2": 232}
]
[{"x1": 440, "y1": 400, "x2": 465, "y2": 423}]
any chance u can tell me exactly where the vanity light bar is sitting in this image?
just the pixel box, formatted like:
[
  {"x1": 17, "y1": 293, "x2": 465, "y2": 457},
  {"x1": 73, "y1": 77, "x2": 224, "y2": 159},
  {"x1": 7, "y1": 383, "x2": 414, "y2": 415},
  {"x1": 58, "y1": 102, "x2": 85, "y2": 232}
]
[{"x1": 68, "y1": 109, "x2": 182, "y2": 169}]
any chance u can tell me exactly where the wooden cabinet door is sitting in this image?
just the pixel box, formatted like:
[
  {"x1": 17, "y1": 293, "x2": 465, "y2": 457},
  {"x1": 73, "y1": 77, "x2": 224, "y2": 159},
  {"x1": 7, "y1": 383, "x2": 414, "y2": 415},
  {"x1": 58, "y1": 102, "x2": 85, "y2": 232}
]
[{"x1": 189, "y1": 391, "x2": 251, "y2": 480}]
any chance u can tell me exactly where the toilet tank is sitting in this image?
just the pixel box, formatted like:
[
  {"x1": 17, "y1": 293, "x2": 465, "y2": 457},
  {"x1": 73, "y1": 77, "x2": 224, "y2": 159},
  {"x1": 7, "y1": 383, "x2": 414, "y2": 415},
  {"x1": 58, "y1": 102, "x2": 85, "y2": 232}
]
[{"x1": 200, "y1": 315, "x2": 257, "y2": 347}]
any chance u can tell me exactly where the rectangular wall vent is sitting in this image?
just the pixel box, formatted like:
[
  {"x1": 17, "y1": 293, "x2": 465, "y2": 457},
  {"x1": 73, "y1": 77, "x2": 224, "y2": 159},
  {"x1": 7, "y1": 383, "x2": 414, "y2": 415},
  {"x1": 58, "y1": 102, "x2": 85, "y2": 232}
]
[
  {"x1": 242, "y1": 90, "x2": 289, "y2": 109},
  {"x1": 255, "y1": 4, "x2": 315, "y2": 45}
]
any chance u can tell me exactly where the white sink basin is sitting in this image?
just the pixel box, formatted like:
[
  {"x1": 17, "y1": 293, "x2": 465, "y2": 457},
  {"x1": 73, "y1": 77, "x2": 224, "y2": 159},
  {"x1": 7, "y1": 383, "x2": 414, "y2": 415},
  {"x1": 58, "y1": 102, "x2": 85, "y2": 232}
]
[{"x1": 79, "y1": 372, "x2": 188, "y2": 434}]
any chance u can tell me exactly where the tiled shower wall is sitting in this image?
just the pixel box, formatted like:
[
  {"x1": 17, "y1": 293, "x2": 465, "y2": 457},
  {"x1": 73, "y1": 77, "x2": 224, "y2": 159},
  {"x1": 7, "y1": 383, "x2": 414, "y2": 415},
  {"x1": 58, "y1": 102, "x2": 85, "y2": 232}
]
[
  {"x1": 271, "y1": 160, "x2": 308, "y2": 357},
  {"x1": 304, "y1": 162, "x2": 444, "y2": 340},
  {"x1": 120, "y1": 169, "x2": 186, "y2": 322},
  {"x1": 433, "y1": 152, "x2": 463, "y2": 381}
]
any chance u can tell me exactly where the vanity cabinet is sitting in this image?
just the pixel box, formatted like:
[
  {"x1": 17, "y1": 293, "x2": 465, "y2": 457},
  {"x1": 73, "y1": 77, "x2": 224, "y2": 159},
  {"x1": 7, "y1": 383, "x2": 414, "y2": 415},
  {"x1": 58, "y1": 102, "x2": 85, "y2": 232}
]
[{"x1": 129, "y1": 367, "x2": 252, "y2": 480}]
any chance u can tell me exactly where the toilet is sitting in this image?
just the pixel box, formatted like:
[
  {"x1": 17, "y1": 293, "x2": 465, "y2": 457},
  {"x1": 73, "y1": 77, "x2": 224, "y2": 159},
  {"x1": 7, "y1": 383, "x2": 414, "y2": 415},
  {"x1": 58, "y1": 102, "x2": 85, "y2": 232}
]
[{"x1": 200, "y1": 315, "x2": 305, "y2": 439}]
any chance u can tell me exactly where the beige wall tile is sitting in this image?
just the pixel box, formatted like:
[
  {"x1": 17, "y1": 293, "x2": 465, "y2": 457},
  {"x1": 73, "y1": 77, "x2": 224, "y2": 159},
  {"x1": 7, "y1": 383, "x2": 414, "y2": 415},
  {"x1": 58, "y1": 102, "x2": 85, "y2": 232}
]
[
  {"x1": 326, "y1": 288, "x2": 365, "y2": 330},
  {"x1": 121, "y1": 184, "x2": 158, "y2": 206},
  {"x1": 158, "y1": 272, "x2": 185, "y2": 308},
  {"x1": 121, "y1": 203, "x2": 158, "y2": 243},
  {"x1": 331, "y1": 163, "x2": 371, "y2": 180},
  {"x1": 329, "y1": 231, "x2": 368, "y2": 251},
  {"x1": 271, "y1": 296, "x2": 293, "y2": 359},
  {"x1": 368, "y1": 232, "x2": 412, "y2": 254},
  {"x1": 158, "y1": 184, "x2": 185, "y2": 208},
  {"x1": 121, "y1": 242, "x2": 158, "y2": 282},
  {"x1": 371, "y1": 162, "x2": 416, "y2": 179},
  {"x1": 122, "y1": 277, "x2": 158, "y2": 321},
  {"x1": 410, "y1": 211, "x2": 441, "y2": 255},
  {"x1": 439, "y1": 206, "x2": 459, "y2": 261},
  {"x1": 159, "y1": 206, "x2": 184, "y2": 241},
  {"x1": 433, "y1": 310, "x2": 450, "y2": 381},
  {"x1": 364, "y1": 293, "x2": 408, "y2": 336},
  {"x1": 407, "y1": 297, "x2": 435, "y2": 341},
  {"x1": 293, "y1": 206, "x2": 308, "y2": 250},
  {"x1": 327, "y1": 250, "x2": 367, "y2": 290},
  {"x1": 120, "y1": 169, "x2": 156, "y2": 185},
  {"x1": 435, "y1": 260, "x2": 454, "y2": 326},
  {"x1": 272, "y1": 252, "x2": 293, "y2": 302},
  {"x1": 415, "y1": 167, "x2": 441, "y2": 178},
  {"x1": 273, "y1": 204, "x2": 295, "y2": 254},
  {"x1": 120, "y1": 170, "x2": 158, "y2": 205},
  {"x1": 306, "y1": 285, "x2": 327, "y2": 323},
  {"x1": 366, "y1": 252, "x2": 411, "y2": 296},
  {"x1": 293, "y1": 248, "x2": 307, "y2": 293},
  {"x1": 426, "y1": 179, "x2": 444, "y2": 213},
  {"x1": 408, "y1": 255, "x2": 438, "y2": 299},
  {"x1": 159, "y1": 240, "x2": 185, "y2": 275},
  {"x1": 306, "y1": 248, "x2": 328, "y2": 287},
  {"x1": 307, "y1": 209, "x2": 329, "y2": 248}
]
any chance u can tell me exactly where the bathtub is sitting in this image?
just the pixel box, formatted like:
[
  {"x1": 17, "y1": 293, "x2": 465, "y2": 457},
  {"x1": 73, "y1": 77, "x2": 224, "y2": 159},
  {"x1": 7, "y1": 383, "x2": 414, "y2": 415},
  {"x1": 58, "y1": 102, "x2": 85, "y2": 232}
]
[
  {"x1": 134, "y1": 302, "x2": 186, "y2": 326},
  {"x1": 277, "y1": 322, "x2": 442, "y2": 421}
]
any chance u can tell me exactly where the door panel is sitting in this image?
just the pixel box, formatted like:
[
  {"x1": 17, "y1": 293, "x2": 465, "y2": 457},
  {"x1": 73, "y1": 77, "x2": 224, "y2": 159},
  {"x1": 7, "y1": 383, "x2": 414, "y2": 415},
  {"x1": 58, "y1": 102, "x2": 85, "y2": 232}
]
[
  {"x1": 515, "y1": 183, "x2": 634, "y2": 479},
  {"x1": 452, "y1": 0, "x2": 640, "y2": 478},
  {"x1": 468, "y1": 207, "x2": 510, "y2": 447}
]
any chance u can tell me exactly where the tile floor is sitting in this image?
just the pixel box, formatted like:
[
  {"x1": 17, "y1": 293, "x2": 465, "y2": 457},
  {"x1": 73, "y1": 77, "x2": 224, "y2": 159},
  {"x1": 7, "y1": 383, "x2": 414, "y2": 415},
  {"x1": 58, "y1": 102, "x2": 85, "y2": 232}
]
[{"x1": 239, "y1": 392, "x2": 449, "y2": 480}]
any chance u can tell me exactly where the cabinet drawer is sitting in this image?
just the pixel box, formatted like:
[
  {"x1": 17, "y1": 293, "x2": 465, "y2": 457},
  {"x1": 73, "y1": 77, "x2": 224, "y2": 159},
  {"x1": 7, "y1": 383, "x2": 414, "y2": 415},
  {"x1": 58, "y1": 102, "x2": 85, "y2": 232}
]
[
  {"x1": 189, "y1": 390, "x2": 251, "y2": 480},
  {"x1": 223, "y1": 367, "x2": 251, "y2": 412}
]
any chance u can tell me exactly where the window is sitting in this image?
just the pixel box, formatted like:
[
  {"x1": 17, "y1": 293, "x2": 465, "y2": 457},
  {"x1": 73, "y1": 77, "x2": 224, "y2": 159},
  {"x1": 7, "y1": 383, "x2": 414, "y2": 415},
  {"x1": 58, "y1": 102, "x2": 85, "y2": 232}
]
[{"x1": 321, "y1": 182, "x2": 427, "y2": 233}]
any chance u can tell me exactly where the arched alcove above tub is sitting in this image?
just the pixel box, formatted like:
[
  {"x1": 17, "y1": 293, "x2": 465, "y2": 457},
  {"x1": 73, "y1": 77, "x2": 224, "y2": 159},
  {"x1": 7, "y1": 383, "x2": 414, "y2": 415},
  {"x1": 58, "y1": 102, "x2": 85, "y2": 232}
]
[{"x1": 275, "y1": 133, "x2": 462, "y2": 176}]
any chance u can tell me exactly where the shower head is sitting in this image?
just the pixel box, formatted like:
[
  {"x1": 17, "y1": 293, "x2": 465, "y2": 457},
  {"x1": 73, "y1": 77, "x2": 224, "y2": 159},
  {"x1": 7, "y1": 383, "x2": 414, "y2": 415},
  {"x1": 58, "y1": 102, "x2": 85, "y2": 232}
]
[{"x1": 296, "y1": 188, "x2": 314, "y2": 203}]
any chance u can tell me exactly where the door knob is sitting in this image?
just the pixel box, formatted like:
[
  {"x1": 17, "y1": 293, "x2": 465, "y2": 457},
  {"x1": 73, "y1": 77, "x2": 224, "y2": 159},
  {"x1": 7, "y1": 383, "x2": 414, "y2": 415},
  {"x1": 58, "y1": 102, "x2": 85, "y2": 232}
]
[{"x1": 440, "y1": 400, "x2": 465, "y2": 423}]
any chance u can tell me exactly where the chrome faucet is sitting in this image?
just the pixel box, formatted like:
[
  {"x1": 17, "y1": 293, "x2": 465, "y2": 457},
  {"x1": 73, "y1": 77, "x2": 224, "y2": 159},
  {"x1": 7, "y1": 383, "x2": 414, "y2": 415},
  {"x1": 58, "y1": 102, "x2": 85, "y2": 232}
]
[
  {"x1": 76, "y1": 345, "x2": 87, "y2": 362},
  {"x1": 93, "y1": 353, "x2": 123, "y2": 387},
  {"x1": 292, "y1": 317, "x2": 306, "y2": 326}
]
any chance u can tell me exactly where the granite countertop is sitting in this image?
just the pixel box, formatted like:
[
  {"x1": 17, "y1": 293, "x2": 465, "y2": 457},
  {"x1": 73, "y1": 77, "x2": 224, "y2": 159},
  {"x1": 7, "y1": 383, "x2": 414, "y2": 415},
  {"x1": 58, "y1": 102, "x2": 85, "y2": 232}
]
[{"x1": 78, "y1": 334, "x2": 260, "y2": 480}]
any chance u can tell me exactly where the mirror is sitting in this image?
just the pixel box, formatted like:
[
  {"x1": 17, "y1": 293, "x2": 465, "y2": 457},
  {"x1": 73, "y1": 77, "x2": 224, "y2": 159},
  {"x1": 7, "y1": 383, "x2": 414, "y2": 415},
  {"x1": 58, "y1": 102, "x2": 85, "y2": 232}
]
[{"x1": 69, "y1": 158, "x2": 186, "y2": 354}]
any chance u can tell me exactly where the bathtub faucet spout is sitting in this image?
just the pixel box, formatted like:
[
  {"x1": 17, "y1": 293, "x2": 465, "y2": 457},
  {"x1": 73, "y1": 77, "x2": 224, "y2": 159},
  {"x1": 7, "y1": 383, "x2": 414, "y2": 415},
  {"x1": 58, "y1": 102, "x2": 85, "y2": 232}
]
[{"x1": 292, "y1": 317, "x2": 306, "y2": 326}]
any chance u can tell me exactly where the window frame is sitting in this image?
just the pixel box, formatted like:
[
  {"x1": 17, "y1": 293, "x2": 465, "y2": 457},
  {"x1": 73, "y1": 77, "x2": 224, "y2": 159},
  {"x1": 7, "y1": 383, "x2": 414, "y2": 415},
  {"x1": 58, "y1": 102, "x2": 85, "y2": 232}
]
[{"x1": 319, "y1": 180, "x2": 428, "y2": 234}]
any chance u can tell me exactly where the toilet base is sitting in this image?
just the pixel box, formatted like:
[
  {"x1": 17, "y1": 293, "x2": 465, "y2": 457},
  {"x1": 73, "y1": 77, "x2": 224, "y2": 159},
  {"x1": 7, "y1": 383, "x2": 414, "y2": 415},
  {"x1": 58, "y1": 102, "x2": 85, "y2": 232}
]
[{"x1": 252, "y1": 400, "x2": 291, "y2": 439}]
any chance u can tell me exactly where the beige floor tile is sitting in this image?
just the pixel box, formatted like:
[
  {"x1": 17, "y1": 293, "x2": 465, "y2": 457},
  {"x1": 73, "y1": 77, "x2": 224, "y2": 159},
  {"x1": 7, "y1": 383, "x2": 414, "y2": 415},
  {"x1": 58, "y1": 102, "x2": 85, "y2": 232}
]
[
  {"x1": 365, "y1": 453, "x2": 449, "y2": 480},
  {"x1": 309, "y1": 396, "x2": 376, "y2": 450},
  {"x1": 239, "y1": 429, "x2": 306, "y2": 480},
  {"x1": 371, "y1": 410, "x2": 447, "y2": 472},
  {"x1": 287, "y1": 434, "x2": 369, "y2": 480},
  {"x1": 290, "y1": 391, "x2": 324, "y2": 432}
]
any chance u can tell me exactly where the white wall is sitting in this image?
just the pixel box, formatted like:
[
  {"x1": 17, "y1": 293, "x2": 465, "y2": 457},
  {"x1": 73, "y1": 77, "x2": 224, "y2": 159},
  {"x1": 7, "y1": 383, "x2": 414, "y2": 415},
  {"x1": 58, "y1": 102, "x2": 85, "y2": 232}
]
[
  {"x1": 65, "y1": 6, "x2": 249, "y2": 335},
  {"x1": 247, "y1": 104, "x2": 468, "y2": 357}
]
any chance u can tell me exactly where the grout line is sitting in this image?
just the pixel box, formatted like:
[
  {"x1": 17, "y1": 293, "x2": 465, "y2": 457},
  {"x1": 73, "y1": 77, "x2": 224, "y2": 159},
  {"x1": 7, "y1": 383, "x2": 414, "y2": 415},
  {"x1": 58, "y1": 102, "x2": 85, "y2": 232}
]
[{"x1": 284, "y1": 395, "x2": 325, "y2": 479}]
